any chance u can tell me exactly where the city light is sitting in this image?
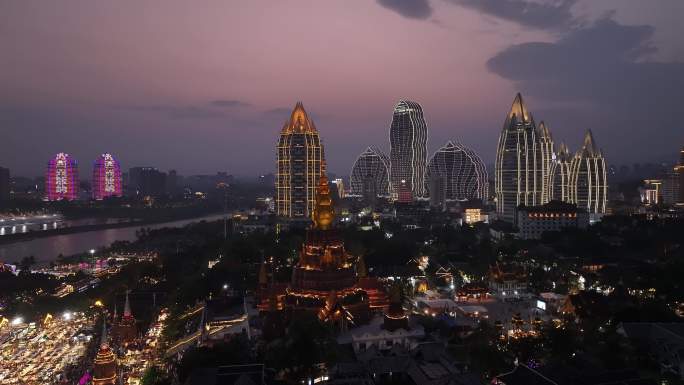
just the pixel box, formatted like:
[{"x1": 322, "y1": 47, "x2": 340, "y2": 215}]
[
  {"x1": 11, "y1": 316, "x2": 23, "y2": 326},
  {"x1": 63, "y1": 311, "x2": 72, "y2": 321}
]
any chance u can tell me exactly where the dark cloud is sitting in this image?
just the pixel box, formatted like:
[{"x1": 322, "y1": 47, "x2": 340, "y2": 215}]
[
  {"x1": 376, "y1": 0, "x2": 432, "y2": 20},
  {"x1": 449, "y1": 0, "x2": 577, "y2": 30},
  {"x1": 209, "y1": 100, "x2": 250, "y2": 108},
  {"x1": 487, "y1": 18, "x2": 684, "y2": 162},
  {"x1": 121, "y1": 105, "x2": 225, "y2": 120}
]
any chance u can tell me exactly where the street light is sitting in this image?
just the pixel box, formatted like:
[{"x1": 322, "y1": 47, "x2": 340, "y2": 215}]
[
  {"x1": 63, "y1": 311, "x2": 72, "y2": 321},
  {"x1": 11, "y1": 316, "x2": 23, "y2": 326}
]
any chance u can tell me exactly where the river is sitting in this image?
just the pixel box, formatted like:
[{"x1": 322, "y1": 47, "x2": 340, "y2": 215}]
[{"x1": 0, "y1": 213, "x2": 227, "y2": 265}]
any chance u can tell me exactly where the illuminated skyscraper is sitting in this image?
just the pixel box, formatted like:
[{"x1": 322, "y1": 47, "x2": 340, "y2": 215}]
[
  {"x1": 349, "y1": 146, "x2": 391, "y2": 198},
  {"x1": 548, "y1": 143, "x2": 573, "y2": 202},
  {"x1": 45, "y1": 153, "x2": 79, "y2": 201},
  {"x1": 426, "y1": 141, "x2": 488, "y2": 202},
  {"x1": 495, "y1": 93, "x2": 544, "y2": 222},
  {"x1": 389, "y1": 100, "x2": 428, "y2": 200},
  {"x1": 569, "y1": 130, "x2": 607, "y2": 214},
  {"x1": 92, "y1": 153, "x2": 122, "y2": 200},
  {"x1": 276, "y1": 102, "x2": 324, "y2": 218},
  {"x1": 537, "y1": 121, "x2": 555, "y2": 202}
]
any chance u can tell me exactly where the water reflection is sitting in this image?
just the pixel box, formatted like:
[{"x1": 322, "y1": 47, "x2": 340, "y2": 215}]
[{"x1": 0, "y1": 214, "x2": 225, "y2": 265}]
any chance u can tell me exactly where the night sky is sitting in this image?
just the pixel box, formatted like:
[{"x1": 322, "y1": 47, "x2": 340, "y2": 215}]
[{"x1": 2, "y1": 0, "x2": 683, "y2": 178}]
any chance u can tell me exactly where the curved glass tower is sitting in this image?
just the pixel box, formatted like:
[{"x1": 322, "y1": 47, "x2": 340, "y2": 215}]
[
  {"x1": 349, "y1": 146, "x2": 391, "y2": 198},
  {"x1": 276, "y1": 102, "x2": 324, "y2": 218},
  {"x1": 495, "y1": 93, "x2": 545, "y2": 222},
  {"x1": 426, "y1": 141, "x2": 488, "y2": 201},
  {"x1": 92, "y1": 153, "x2": 122, "y2": 200},
  {"x1": 389, "y1": 100, "x2": 428, "y2": 200},
  {"x1": 569, "y1": 130, "x2": 607, "y2": 214},
  {"x1": 46, "y1": 153, "x2": 79, "y2": 201}
]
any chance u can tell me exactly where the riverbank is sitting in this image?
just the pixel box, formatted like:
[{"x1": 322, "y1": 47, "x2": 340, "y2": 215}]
[{"x1": 0, "y1": 209, "x2": 223, "y2": 245}]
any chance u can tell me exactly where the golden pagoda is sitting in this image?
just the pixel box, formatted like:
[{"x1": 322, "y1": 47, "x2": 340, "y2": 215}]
[
  {"x1": 92, "y1": 320, "x2": 117, "y2": 385},
  {"x1": 259, "y1": 171, "x2": 388, "y2": 326}
]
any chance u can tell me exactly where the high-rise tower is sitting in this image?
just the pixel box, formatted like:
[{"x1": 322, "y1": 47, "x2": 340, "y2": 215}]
[
  {"x1": 92, "y1": 153, "x2": 122, "y2": 200},
  {"x1": 46, "y1": 153, "x2": 79, "y2": 201},
  {"x1": 350, "y1": 146, "x2": 391, "y2": 198},
  {"x1": 426, "y1": 141, "x2": 488, "y2": 202},
  {"x1": 276, "y1": 102, "x2": 325, "y2": 219},
  {"x1": 548, "y1": 142, "x2": 573, "y2": 202},
  {"x1": 494, "y1": 93, "x2": 545, "y2": 222},
  {"x1": 389, "y1": 100, "x2": 428, "y2": 200},
  {"x1": 537, "y1": 121, "x2": 555, "y2": 202},
  {"x1": 569, "y1": 130, "x2": 608, "y2": 214}
]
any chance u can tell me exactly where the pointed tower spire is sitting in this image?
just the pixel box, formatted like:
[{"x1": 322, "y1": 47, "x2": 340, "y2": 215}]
[
  {"x1": 123, "y1": 291, "x2": 132, "y2": 318},
  {"x1": 100, "y1": 318, "x2": 109, "y2": 348},
  {"x1": 538, "y1": 121, "x2": 552, "y2": 140},
  {"x1": 282, "y1": 101, "x2": 316, "y2": 133},
  {"x1": 579, "y1": 129, "x2": 598, "y2": 157},
  {"x1": 113, "y1": 303, "x2": 118, "y2": 322},
  {"x1": 507, "y1": 93, "x2": 532, "y2": 124}
]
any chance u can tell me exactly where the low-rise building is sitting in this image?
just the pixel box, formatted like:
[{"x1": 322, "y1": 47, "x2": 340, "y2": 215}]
[
  {"x1": 488, "y1": 263, "x2": 529, "y2": 301},
  {"x1": 515, "y1": 201, "x2": 589, "y2": 240}
]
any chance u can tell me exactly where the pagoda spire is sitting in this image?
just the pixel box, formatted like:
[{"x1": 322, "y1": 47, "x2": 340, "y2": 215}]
[
  {"x1": 123, "y1": 291, "x2": 132, "y2": 318},
  {"x1": 312, "y1": 170, "x2": 334, "y2": 230},
  {"x1": 579, "y1": 129, "x2": 599, "y2": 157},
  {"x1": 100, "y1": 318, "x2": 109, "y2": 349},
  {"x1": 112, "y1": 303, "x2": 118, "y2": 322}
]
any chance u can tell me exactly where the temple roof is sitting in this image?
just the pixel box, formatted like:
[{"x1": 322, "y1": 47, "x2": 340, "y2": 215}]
[{"x1": 281, "y1": 101, "x2": 317, "y2": 134}]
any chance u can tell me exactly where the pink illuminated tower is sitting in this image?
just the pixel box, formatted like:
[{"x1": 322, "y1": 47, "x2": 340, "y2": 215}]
[
  {"x1": 46, "y1": 153, "x2": 79, "y2": 201},
  {"x1": 92, "y1": 153, "x2": 122, "y2": 200}
]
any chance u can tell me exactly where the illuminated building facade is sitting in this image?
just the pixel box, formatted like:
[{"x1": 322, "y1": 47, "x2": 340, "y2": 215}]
[
  {"x1": 426, "y1": 141, "x2": 488, "y2": 202},
  {"x1": 548, "y1": 143, "x2": 572, "y2": 202},
  {"x1": 495, "y1": 93, "x2": 545, "y2": 223},
  {"x1": 569, "y1": 130, "x2": 607, "y2": 215},
  {"x1": 92, "y1": 321, "x2": 117, "y2": 385},
  {"x1": 276, "y1": 102, "x2": 324, "y2": 218},
  {"x1": 389, "y1": 100, "x2": 428, "y2": 200},
  {"x1": 349, "y1": 146, "x2": 390, "y2": 198},
  {"x1": 46, "y1": 153, "x2": 79, "y2": 201},
  {"x1": 538, "y1": 122, "x2": 555, "y2": 202},
  {"x1": 92, "y1": 153, "x2": 122, "y2": 200}
]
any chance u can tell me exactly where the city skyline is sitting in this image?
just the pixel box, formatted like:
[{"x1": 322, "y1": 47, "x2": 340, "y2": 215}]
[{"x1": 2, "y1": 1, "x2": 683, "y2": 177}]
